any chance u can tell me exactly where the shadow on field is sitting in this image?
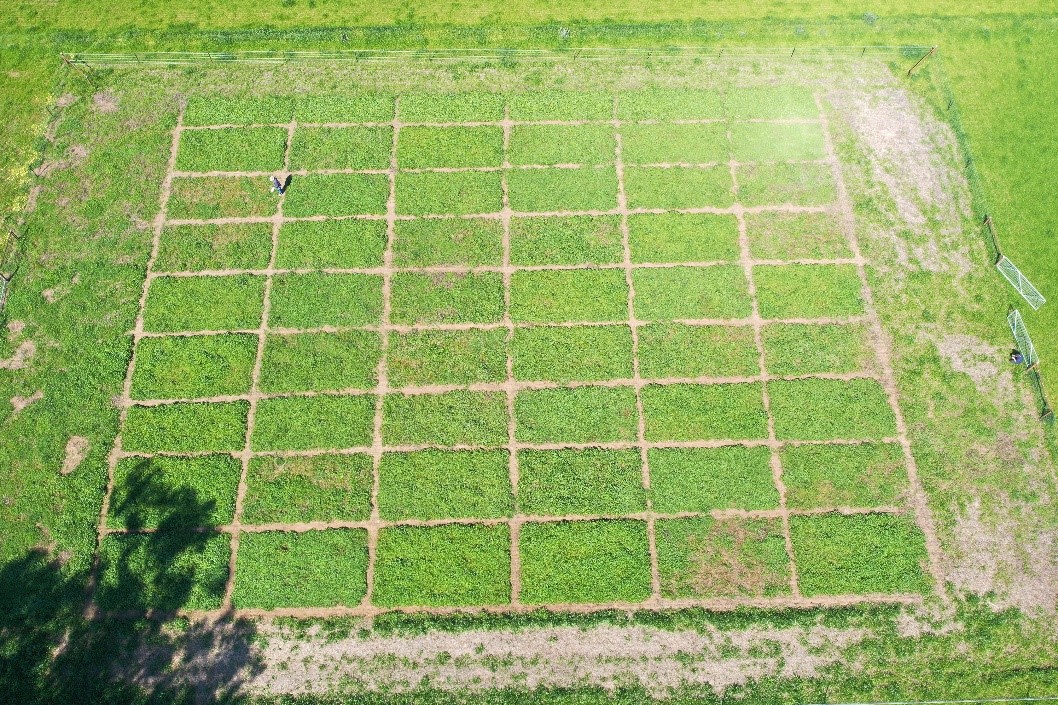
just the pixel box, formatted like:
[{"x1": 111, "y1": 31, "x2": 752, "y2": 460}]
[{"x1": 0, "y1": 463, "x2": 262, "y2": 704}]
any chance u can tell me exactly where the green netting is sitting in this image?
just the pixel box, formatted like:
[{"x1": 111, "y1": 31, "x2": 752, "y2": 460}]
[
  {"x1": 1007, "y1": 308, "x2": 1039, "y2": 368},
  {"x1": 997, "y1": 255, "x2": 1046, "y2": 310}
]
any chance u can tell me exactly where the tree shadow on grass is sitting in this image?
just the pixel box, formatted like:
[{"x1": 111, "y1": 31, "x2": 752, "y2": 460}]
[{"x1": 0, "y1": 459, "x2": 263, "y2": 704}]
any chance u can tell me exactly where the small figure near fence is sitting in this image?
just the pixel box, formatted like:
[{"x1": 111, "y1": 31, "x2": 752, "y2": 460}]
[
  {"x1": 1010, "y1": 349, "x2": 1025, "y2": 365},
  {"x1": 270, "y1": 175, "x2": 286, "y2": 195}
]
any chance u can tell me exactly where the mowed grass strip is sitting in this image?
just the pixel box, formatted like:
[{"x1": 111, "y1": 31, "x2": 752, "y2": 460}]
[
  {"x1": 293, "y1": 94, "x2": 394, "y2": 123},
  {"x1": 167, "y1": 177, "x2": 276, "y2": 220},
  {"x1": 396, "y1": 171, "x2": 502, "y2": 215},
  {"x1": 131, "y1": 333, "x2": 257, "y2": 400},
  {"x1": 790, "y1": 513, "x2": 930, "y2": 596},
  {"x1": 282, "y1": 173, "x2": 389, "y2": 217},
  {"x1": 509, "y1": 215, "x2": 623, "y2": 266},
  {"x1": 176, "y1": 127, "x2": 287, "y2": 172},
  {"x1": 737, "y1": 163, "x2": 836, "y2": 207},
  {"x1": 378, "y1": 450, "x2": 511, "y2": 520},
  {"x1": 518, "y1": 448, "x2": 645, "y2": 516},
  {"x1": 519, "y1": 520, "x2": 651, "y2": 604},
  {"x1": 628, "y1": 213, "x2": 740, "y2": 263},
  {"x1": 624, "y1": 167, "x2": 733, "y2": 210},
  {"x1": 383, "y1": 390, "x2": 508, "y2": 446},
  {"x1": 508, "y1": 124, "x2": 615, "y2": 166},
  {"x1": 398, "y1": 92, "x2": 505, "y2": 123},
  {"x1": 515, "y1": 387, "x2": 638, "y2": 444},
  {"x1": 388, "y1": 328, "x2": 507, "y2": 387},
  {"x1": 510, "y1": 269, "x2": 627, "y2": 323},
  {"x1": 730, "y1": 122, "x2": 827, "y2": 162},
  {"x1": 276, "y1": 219, "x2": 387, "y2": 270},
  {"x1": 390, "y1": 272, "x2": 503, "y2": 325},
  {"x1": 744, "y1": 210, "x2": 851, "y2": 261},
  {"x1": 769, "y1": 379, "x2": 896, "y2": 440},
  {"x1": 183, "y1": 96, "x2": 294, "y2": 126},
  {"x1": 512, "y1": 325, "x2": 634, "y2": 382},
  {"x1": 259, "y1": 331, "x2": 381, "y2": 393},
  {"x1": 762, "y1": 323, "x2": 874, "y2": 376},
  {"x1": 96, "y1": 531, "x2": 230, "y2": 612},
  {"x1": 156, "y1": 223, "x2": 272, "y2": 272},
  {"x1": 637, "y1": 324, "x2": 759, "y2": 379},
  {"x1": 392, "y1": 218, "x2": 503, "y2": 267},
  {"x1": 107, "y1": 454, "x2": 241, "y2": 530},
  {"x1": 754, "y1": 265, "x2": 864, "y2": 319},
  {"x1": 656, "y1": 517, "x2": 791, "y2": 599},
  {"x1": 242, "y1": 454, "x2": 373, "y2": 525},
  {"x1": 621, "y1": 123, "x2": 729, "y2": 165},
  {"x1": 143, "y1": 275, "x2": 264, "y2": 333},
  {"x1": 781, "y1": 442, "x2": 908, "y2": 510},
  {"x1": 642, "y1": 383, "x2": 767, "y2": 441},
  {"x1": 252, "y1": 395, "x2": 375, "y2": 451},
  {"x1": 373, "y1": 524, "x2": 511, "y2": 607},
  {"x1": 508, "y1": 167, "x2": 618, "y2": 213},
  {"x1": 507, "y1": 91, "x2": 612, "y2": 121},
  {"x1": 233, "y1": 529, "x2": 368, "y2": 609},
  {"x1": 649, "y1": 446, "x2": 778, "y2": 513},
  {"x1": 398, "y1": 126, "x2": 503, "y2": 168},
  {"x1": 123, "y1": 402, "x2": 248, "y2": 453},
  {"x1": 288, "y1": 126, "x2": 392, "y2": 170},
  {"x1": 633, "y1": 266, "x2": 751, "y2": 321},
  {"x1": 269, "y1": 273, "x2": 382, "y2": 328}
]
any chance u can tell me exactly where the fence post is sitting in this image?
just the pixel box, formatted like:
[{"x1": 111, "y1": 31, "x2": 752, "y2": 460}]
[{"x1": 907, "y1": 46, "x2": 936, "y2": 77}]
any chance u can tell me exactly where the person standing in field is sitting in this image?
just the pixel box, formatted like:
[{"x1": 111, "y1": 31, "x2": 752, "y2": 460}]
[{"x1": 270, "y1": 175, "x2": 285, "y2": 195}]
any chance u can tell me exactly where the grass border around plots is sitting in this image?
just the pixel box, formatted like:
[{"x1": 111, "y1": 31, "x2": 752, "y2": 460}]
[
  {"x1": 232, "y1": 529, "x2": 369, "y2": 609},
  {"x1": 377, "y1": 449, "x2": 512, "y2": 520},
  {"x1": 241, "y1": 453, "x2": 374, "y2": 525}
]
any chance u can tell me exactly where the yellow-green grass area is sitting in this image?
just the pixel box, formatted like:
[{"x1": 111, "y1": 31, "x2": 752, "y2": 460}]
[{"x1": 93, "y1": 84, "x2": 932, "y2": 615}]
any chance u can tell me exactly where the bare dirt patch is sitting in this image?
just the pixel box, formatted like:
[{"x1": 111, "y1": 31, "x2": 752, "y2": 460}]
[
  {"x1": 0, "y1": 340, "x2": 36, "y2": 370},
  {"x1": 6, "y1": 319, "x2": 25, "y2": 340},
  {"x1": 668, "y1": 520, "x2": 783, "y2": 598},
  {"x1": 61, "y1": 436, "x2": 90, "y2": 475},
  {"x1": 93, "y1": 91, "x2": 119, "y2": 113},
  {"x1": 56, "y1": 93, "x2": 77, "y2": 108},
  {"x1": 11, "y1": 389, "x2": 43, "y2": 415},
  {"x1": 933, "y1": 333, "x2": 1015, "y2": 401}
]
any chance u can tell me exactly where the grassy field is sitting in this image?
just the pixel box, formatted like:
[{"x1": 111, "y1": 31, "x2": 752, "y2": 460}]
[{"x1": 2, "y1": 3, "x2": 1058, "y2": 703}]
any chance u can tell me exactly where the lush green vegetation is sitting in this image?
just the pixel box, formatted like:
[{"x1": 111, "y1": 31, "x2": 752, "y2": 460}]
[
  {"x1": 242, "y1": 454, "x2": 374, "y2": 524},
  {"x1": 649, "y1": 446, "x2": 778, "y2": 513}
]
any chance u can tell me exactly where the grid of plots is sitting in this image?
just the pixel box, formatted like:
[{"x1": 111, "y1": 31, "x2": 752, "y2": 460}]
[{"x1": 95, "y1": 88, "x2": 935, "y2": 615}]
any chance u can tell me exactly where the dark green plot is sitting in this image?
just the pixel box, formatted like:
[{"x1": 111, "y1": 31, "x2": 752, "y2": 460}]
[
  {"x1": 392, "y1": 218, "x2": 503, "y2": 267},
  {"x1": 282, "y1": 173, "x2": 389, "y2": 217},
  {"x1": 624, "y1": 167, "x2": 733, "y2": 210},
  {"x1": 617, "y1": 90, "x2": 726, "y2": 120},
  {"x1": 252, "y1": 395, "x2": 376, "y2": 451},
  {"x1": 383, "y1": 390, "x2": 508, "y2": 446},
  {"x1": 762, "y1": 323, "x2": 874, "y2": 376},
  {"x1": 276, "y1": 219, "x2": 387, "y2": 270},
  {"x1": 269, "y1": 273, "x2": 383, "y2": 328},
  {"x1": 507, "y1": 91, "x2": 612, "y2": 121},
  {"x1": 509, "y1": 124, "x2": 614, "y2": 166},
  {"x1": 259, "y1": 331, "x2": 381, "y2": 393},
  {"x1": 642, "y1": 383, "x2": 767, "y2": 441},
  {"x1": 510, "y1": 269, "x2": 628, "y2": 323},
  {"x1": 398, "y1": 126, "x2": 503, "y2": 168},
  {"x1": 390, "y1": 272, "x2": 503, "y2": 325},
  {"x1": 515, "y1": 387, "x2": 638, "y2": 444},
  {"x1": 512, "y1": 325, "x2": 633, "y2": 382},
  {"x1": 508, "y1": 168, "x2": 618, "y2": 213},
  {"x1": 637, "y1": 324, "x2": 759, "y2": 379},
  {"x1": 396, "y1": 172, "x2": 502, "y2": 215},
  {"x1": 143, "y1": 275, "x2": 264, "y2": 333},
  {"x1": 518, "y1": 448, "x2": 645, "y2": 516},
  {"x1": 123, "y1": 402, "x2": 248, "y2": 453},
  {"x1": 649, "y1": 446, "x2": 778, "y2": 513},
  {"x1": 621, "y1": 123, "x2": 729, "y2": 165},
  {"x1": 628, "y1": 213, "x2": 740, "y2": 263},
  {"x1": 509, "y1": 215, "x2": 623, "y2": 266},
  {"x1": 378, "y1": 449, "x2": 511, "y2": 520},
  {"x1": 633, "y1": 266, "x2": 751, "y2": 321},
  {"x1": 293, "y1": 94, "x2": 394, "y2": 123},
  {"x1": 769, "y1": 378, "x2": 897, "y2": 440},
  {"x1": 289, "y1": 126, "x2": 392, "y2": 170},
  {"x1": 754, "y1": 265, "x2": 864, "y2": 319},
  {"x1": 398, "y1": 93, "x2": 505, "y2": 123},
  {"x1": 176, "y1": 127, "x2": 287, "y2": 172},
  {"x1": 107, "y1": 454, "x2": 241, "y2": 530},
  {"x1": 184, "y1": 96, "x2": 294, "y2": 126}
]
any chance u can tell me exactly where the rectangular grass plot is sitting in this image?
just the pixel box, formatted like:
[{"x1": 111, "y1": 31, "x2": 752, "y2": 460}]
[
  {"x1": 507, "y1": 91, "x2": 613, "y2": 121},
  {"x1": 96, "y1": 531, "x2": 230, "y2": 612},
  {"x1": 656, "y1": 517, "x2": 790, "y2": 599},
  {"x1": 378, "y1": 450, "x2": 511, "y2": 520},
  {"x1": 233, "y1": 529, "x2": 368, "y2": 609},
  {"x1": 762, "y1": 323, "x2": 874, "y2": 376},
  {"x1": 642, "y1": 383, "x2": 767, "y2": 441},
  {"x1": 518, "y1": 448, "x2": 645, "y2": 516},
  {"x1": 383, "y1": 390, "x2": 508, "y2": 447},
  {"x1": 398, "y1": 92, "x2": 505, "y2": 123},
  {"x1": 269, "y1": 273, "x2": 382, "y2": 328},
  {"x1": 617, "y1": 89, "x2": 725, "y2": 121},
  {"x1": 754, "y1": 265, "x2": 863, "y2": 319},
  {"x1": 637, "y1": 324, "x2": 759, "y2": 379},
  {"x1": 781, "y1": 442, "x2": 908, "y2": 510},
  {"x1": 259, "y1": 331, "x2": 381, "y2": 393},
  {"x1": 737, "y1": 163, "x2": 835, "y2": 207},
  {"x1": 276, "y1": 219, "x2": 387, "y2": 270},
  {"x1": 176, "y1": 127, "x2": 287, "y2": 173},
  {"x1": 508, "y1": 167, "x2": 617, "y2": 213},
  {"x1": 769, "y1": 379, "x2": 896, "y2": 440},
  {"x1": 633, "y1": 266, "x2": 751, "y2": 321},
  {"x1": 512, "y1": 325, "x2": 633, "y2": 383},
  {"x1": 398, "y1": 126, "x2": 503, "y2": 169},
  {"x1": 628, "y1": 214, "x2": 740, "y2": 264},
  {"x1": 392, "y1": 218, "x2": 503, "y2": 267},
  {"x1": 282, "y1": 173, "x2": 389, "y2": 217},
  {"x1": 730, "y1": 122, "x2": 827, "y2": 162},
  {"x1": 508, "y1": 125, "x2": 614, "y2": 166},
  {"x1": 373, "y1": 524, "x2": 511, "y2": 607},
  {"x1": 745, "y1": 211, "x2": 850, "y2": 261},
  {"x1": 183, "y1": 96, "x2": 293, "y2": 126},
  {"x1": 624, "y1": 167, "x2": 733, "y2": 210},
  {"x1": 388, "y1": 328, "x2": 507, "y2": 387},
  {"x1": 515, "y1": 387, "x2": 638, "y2": 444},
  {"x1": 143, "y1": 275, "x2": 264, "y2": 333},
  {"x1": 649, "y1": 446, "x2": 778, "y2": 513},
  {"x1": 390, "y1": 272, "x2": 503, "y2": 325},
  {"x1": 727, "y1": 87, "x2": 818, "y2": 120},
  {"x1": 293, "y1": 94, "x2": 394, "y2": 123},
  {"x1": 107, "y1": 454, "x2": 241, "y2": 530},
  {"x1": 252, "y1": 395, "x2": 375, "y2": 451},
  {"x1": 790, "y1": 513, "x2": 929, "y2": 596},
  {"x1": 242, "y1": 454, "x2": 373, "y2": 525},
  {"x1": 621, "y1": 123, "x2": 729, "y2": 165},
  {"x1": 519, "y1": 520, "x2": 651, "y2": 604},
  {"x1": 168, "y1": 177, "x2": 276, "y2": 220},
  {"x1": 289, "y1": 126, "x2": 392, "y2": 170},
  {"x1": 396, "y1": 172, "x2": 502, "y2": 215},
  {"x1": 131, "y1": 333, "x2": 257, "y2": 400},
  {"x1": 509, "y1": 215, "x2": 623, "y2": 266},
  {"x1": 510, "y1": 269, "x2": 627, "y2": 323},
  {"x1": 155, "y1": 223, "x2": 272, "y2": 272},
  {"x1": 123, "y1": 402, "x2": 248, "y2": 453}
]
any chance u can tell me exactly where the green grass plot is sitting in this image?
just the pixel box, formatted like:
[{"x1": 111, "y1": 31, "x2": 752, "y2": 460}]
[
  {"x1": 509, "y1": 215, "x2": 623, "y2": 266},
  {"x1": 176, "y1": 127, "x2": 287, "y2": 172},
  {"x1": 510, "y1": 269, "x2": 628, "y2": 323},
  {"x1": 515, "y1": 387, "x2": 638, "y2": 444},
  {"x1": 183, "y1": 96, "x2": 294, "y2": 126},
  {"x1": 508, "y1": 125, "x2": 614, "y2": 166},
  {"x1": 167, "y1": 177, "x2": 277, "y2": 220},
  {"x1": 143, "y1": 275, "x2": 264, "y2": 333},
  {"x1": 269, "y1": 273, "x2": 382, "y2": 328},
  {"x1": 737, "y1": 163, "x2": 836, "y2": 207},
  {"x1": 398, "y1": 93, "x2": 505, "y2": 123},
  {"x1": 252, "y1": 395, "x2": 375, "y2": 451},
  {"x1": 633, "y1": 266, "x2": 751, "y2": 321},
  {"x1": 382, "y1": 391, "x2": 508, "y2": 446},
  {"x1": 642, "y1": 383, "x2": 767, "y2": 441},
  {"x1": 512, "y1": 325, "x2": 634, "y2": 382},
  {"x1": 754, "y1": 265, "x2": 864, "y2": 319},
  {"x1": 781, "y1": 443, "x2": 908, "y2": 510},
  {"x1": 762, "y1": 323, "x2": 874, "y2": 376},
  {"x1": 621, "y1": 123, "x2": 729, "y2": 165},
  {"x1": 390, "y1": 272, "x2": 503, "y2": 325},
  {"x1": 396, "y1": 171, "x2": 502, "y2": 215},
  {"x1": 637, "y1": 323, "x2": 759, "y2": 379},
  {"x1": 293, "y1": 94, "x2": 394, "y2": 124},
  {"x1": 107, "y1": 454, "x2": 241, "y2": 530},
  {"x1": 508, "y1": 167, "x2": 618, "y2": 213},
  {"x1": 275, "y1": 219, "x2": 387, "y2": 270},
  {"x1": 242, "y1": 454, "x2": 373, "y2": 525},
  {"x1": 628, "y1": 213, "x2": 740, "y2": 263},
  {"x1": 617, "y1": 90, "x2": 725, "y2": 120},
  {"x1": 518, "y1": 448, "x2": 645, "y2": 516},
  {"x1": 730, "y1": 122, "x2": 827, "y2": 162},
  {"x1": 507, "y1": 92, "x2": 612, "y2": 121},
  {"x1": 388, "y1": 328, "x2": 507, "y2": 387},
  {"x1": 123, "y1": 402, "x2": 248, "y2": 453},
  {"x1": 398, "y1": 126, "x2": 503, "y2": 168},
  {"x1": 259, "y1": 331, "x2": 381, "y2": 393},
  {"x1": 131, "y1": 333, "x2": 257, "y2": 400},
  {"x1": 378, "y1": 450, "x2": 511, "y2": 520},
  {"x1": 745, "y1": 210, "x2": 851, "y2": 261},
  {"x1": 392, "y1": 218, "x2": 503, "y2": 267},
  {"x1": 624, "y1": 167, "x2": 733, "y2": 210},
  {"x1": 282, "y1": 173, "x2": 389, "y2": 217},
  {"x1": 727, "y1": 87, "x2": 818, "y2": 120},
  {"x1": 156, "y1": 223, "x2": 272, "y2": 272},
  {"x1": 288, "y1": 126, "x2": 392, "y2": 170},
  {"x1": 769, "y1": 379, "x2": 897, "y2": 440},
  {"x1": 649, "y1": 446, "x2": 778, "y2": 513}
]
